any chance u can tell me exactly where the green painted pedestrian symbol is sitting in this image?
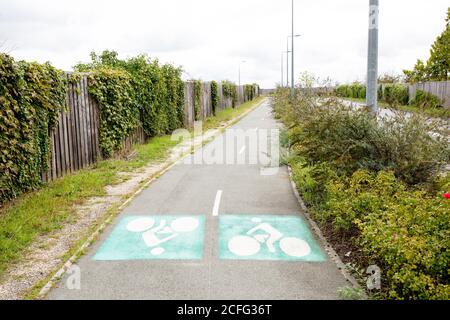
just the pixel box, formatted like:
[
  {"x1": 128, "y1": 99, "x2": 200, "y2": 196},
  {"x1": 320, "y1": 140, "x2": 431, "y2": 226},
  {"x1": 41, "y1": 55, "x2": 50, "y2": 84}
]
[
  {"x1": 94, "y1": 215, "x2": 205, "y2": 261},
  {"x1": 219, "y1": 215, "x2": 326, "y2": 261}
]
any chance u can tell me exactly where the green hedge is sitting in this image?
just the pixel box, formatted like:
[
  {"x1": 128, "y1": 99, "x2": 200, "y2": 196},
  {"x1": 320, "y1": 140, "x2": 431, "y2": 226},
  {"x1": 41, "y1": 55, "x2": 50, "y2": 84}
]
[
  {"x1": 0, "y1": 54, "x2": 67, "y2": 203},
  {"x1": 76, "y1": 51, "x2": 185, "y2": 156},
  {"x1": 383, "y1": 84, "x2": 409, "y2": 107},
  {"x1": 336, "y1": 83, "x2": 410, "y2": 107}
]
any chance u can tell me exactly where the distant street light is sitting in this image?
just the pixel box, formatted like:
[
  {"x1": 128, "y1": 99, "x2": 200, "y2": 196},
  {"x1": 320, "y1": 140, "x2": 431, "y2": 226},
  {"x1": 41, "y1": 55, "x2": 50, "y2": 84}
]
[
  {"x1": 367, "y1": 0, "x2": 379, "y2": 114},
  {"x1": 286, "y1": 34, "x2": 301, "y2": 87},
  {"x1": 238, "y1": 60, "x2": 246, "y2": 87},
  {"x1": 281, "y1": 52, "x2": 284, "y2": 87}
]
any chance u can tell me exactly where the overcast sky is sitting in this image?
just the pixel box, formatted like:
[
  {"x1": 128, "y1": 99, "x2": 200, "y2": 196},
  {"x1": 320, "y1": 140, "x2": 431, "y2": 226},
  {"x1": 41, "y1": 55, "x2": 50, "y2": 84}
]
[{"x1": 0, "y1": 0, "x2": 448, "y2": 88}]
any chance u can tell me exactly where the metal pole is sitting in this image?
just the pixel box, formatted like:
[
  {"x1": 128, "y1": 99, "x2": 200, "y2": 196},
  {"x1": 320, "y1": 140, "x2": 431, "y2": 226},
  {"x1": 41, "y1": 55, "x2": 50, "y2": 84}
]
[
  {"x1": 366, "y1": 0, "x2": 379, "y2": 114},
  {"x1": 281, "y1": 52, "x2": 284, "y2": 87},
  {"x1": 291, "y1": 0, "x2": 295, "y2": 95},
  {"x1": 286, "y1": 37, "x2": 289, "y2": 87},
  {"x1": 239, "y1": 64, "x2": 241, "y2": 87}
]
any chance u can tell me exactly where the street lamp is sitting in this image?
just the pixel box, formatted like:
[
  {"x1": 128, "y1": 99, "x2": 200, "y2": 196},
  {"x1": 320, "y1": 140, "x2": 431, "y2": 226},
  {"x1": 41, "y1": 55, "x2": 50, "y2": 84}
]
[
  {"x1": 286, "y1": 34, "x2": 301, "y2": 87},
  {"x1": 238, "y1": 60, "x2": 246, "y2": 87},
  {"x1": 281, "y1": 52, "x2": 284, "y2": 87}
]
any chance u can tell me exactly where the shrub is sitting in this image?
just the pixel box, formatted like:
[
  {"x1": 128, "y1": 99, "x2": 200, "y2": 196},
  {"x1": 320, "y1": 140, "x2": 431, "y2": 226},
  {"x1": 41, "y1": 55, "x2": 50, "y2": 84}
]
[
  {"x1": 323, "y1": 170, "x2": 450, "y2": 299},
  {"x1": 410, "y1": 90, "x2": 443, "y2": 110},
  {"x1": 383, "y1": 84, "x2": 409, "y2": 107},
  {"x1": 275, "y1": 92, "x2": 449, "y2": 186},
  {"x1": 277, "y1": 84, "x2": 450, "y2": 300},
  {"x1": 0, "y1": 54, "x2": 67, "y2": 203}
]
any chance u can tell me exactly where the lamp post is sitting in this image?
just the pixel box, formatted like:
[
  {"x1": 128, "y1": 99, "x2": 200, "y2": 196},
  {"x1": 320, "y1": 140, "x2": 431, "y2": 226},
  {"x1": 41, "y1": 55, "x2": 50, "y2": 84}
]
[
  {"x1": 281, "y1": 52, "x2": 284, "y2": 87},
  {"x1": 287, "y1": 34, "x2": 301, "y2": 87},
  {"x1": 366, "y1": 0, "x2": 379, "y2": 114}
]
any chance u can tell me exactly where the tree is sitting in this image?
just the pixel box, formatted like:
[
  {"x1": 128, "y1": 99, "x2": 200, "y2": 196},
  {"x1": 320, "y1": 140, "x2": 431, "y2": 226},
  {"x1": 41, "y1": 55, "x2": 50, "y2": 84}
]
[{"x1": 403, "y1": 8, "x2": 450, "y2": 83}]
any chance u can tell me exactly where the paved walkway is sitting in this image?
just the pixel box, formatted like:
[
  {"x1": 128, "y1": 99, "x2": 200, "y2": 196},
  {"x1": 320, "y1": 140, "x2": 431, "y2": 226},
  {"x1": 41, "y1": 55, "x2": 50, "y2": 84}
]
[{"x1": 48, "y1": 99, "x2": 348, "y2": 300}]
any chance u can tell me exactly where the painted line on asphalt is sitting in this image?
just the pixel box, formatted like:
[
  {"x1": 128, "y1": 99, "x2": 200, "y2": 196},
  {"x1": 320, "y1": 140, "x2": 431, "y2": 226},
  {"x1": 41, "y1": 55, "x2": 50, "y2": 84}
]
[{"x1": 212, "y1": 190, "x2": 223, "y2": 217}]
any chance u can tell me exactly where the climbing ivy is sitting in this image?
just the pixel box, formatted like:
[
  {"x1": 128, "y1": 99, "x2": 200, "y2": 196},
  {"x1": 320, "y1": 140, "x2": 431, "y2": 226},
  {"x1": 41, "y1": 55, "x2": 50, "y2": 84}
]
[
  {"x1": 75, "y1": 50, "x2": 185, "y2": 154},
  {"x1": 87, "y1": 68, "x2": 138, "y2": 157},
  {"x1": 210, "y1": 81, "x2": 218, "y2": 116},
  {"x1": 193, "y1": 80, "x2": 202, "y2": 121},
  {"x1": 222, "y1": 80, "x2": 237, "y2": 108},
  {"x1": 0, "y1": 53, "x2": 67, "y2": 203}
]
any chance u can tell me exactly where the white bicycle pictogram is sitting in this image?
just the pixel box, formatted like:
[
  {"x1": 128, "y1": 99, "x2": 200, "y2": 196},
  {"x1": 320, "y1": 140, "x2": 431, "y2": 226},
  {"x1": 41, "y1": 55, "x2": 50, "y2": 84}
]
[
  {"x1": 126, "y1": 217, "x2": 199, "y2": 256},
  {"x1": 228, "y1": 218, "x2": 311, "y2": 258}
]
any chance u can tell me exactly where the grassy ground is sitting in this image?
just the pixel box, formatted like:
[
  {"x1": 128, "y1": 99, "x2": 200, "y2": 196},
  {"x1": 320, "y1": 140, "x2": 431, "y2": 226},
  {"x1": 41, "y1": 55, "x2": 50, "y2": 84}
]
[
  {"x1": 344, "y1": 97, "x2": 450, "y2": 118},
  {"x1": 0, "y1": 97, "x2": 264, "y2": 279},
  {"x1": 0, "y1": 136, "x2": 177, "y2": 278},
  {"x1": 203, "y1": 96, "x2": 265, "y2": 131}
]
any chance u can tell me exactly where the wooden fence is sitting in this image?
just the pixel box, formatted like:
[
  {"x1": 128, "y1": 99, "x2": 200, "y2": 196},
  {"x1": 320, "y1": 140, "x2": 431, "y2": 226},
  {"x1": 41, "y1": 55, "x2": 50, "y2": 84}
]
[
  {"x1": 408, "y1": 81, "x2": 450, "y2": 109},
  {"x1": 43, "y1": 76, "x2": 259, "y2": 182}
]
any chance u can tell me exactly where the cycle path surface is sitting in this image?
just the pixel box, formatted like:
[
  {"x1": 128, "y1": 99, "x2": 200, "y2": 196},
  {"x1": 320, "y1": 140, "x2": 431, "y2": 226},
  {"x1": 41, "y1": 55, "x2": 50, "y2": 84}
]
[{"x1": 48, "y1": 98, "x2": 349, "y2": 299}]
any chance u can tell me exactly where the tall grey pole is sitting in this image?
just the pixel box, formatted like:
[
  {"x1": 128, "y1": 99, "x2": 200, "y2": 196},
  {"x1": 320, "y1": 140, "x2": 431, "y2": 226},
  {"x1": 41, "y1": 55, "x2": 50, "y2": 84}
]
[
  {"x1": 286, "y1": 37, "x2": 289, "y2": 87},
  {"x1": 366, "y1": 0, "x2": 379, "y2": 114},
  {"x1": 281, "y1": 52, "x2": 284, "y2": 87},
  {"x1": 291, "y1": 0, "x2": 295, "y2": 95},
  {"x1": 238, "y1": 64, "x2": 241, "y2": 87}
]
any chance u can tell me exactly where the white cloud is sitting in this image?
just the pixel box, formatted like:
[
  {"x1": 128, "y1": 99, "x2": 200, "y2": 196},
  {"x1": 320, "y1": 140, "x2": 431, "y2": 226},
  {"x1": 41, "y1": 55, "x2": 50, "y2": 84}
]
[{"x1": 0, "y1": 0, "x2": 448, "y2": 88}]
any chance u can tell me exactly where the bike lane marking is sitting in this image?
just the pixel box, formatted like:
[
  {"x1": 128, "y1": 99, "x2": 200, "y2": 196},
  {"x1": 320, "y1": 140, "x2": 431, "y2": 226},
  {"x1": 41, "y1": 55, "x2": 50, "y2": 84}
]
[
  {"x1": 218, "y1": 215, "x2": 326, "y2": 262},
  {"x1": 93, "y1": 215, "x2": 205, "y2": 261}
]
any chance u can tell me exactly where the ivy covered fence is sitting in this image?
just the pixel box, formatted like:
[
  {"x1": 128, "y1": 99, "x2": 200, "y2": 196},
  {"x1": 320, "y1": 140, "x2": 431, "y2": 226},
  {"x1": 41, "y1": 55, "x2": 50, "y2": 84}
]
[{"x1": 0, "y1": 51, "x2": 260, "y2": 204}]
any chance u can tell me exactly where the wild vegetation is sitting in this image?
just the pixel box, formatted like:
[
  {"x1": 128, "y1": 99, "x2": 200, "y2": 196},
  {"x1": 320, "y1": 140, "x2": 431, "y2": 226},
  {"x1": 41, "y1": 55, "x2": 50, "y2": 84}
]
[
  {"x1": 335, "y1": 81, "x2": 448, "y2": 117},
  {"x1": 274, "y1": 84, "x2": 450, "y2": 299},
  {"x1": 75, "y1": 50, "x2": 185, "y2": 157},
  {"x1": 0, "y1": 53, "x2": 67, "y2": 203}
]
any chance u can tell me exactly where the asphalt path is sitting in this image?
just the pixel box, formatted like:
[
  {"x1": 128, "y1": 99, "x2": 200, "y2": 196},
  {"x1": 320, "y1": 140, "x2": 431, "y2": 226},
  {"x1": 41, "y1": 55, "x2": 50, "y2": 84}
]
[{"x1": 48, "y1": 98, "x2": 348, "y2": 300}]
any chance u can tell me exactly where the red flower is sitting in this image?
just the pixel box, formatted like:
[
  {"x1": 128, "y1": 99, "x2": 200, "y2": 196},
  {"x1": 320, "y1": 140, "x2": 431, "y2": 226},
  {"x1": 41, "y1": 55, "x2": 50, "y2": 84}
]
[{"x1": 444, "y1": 193, "x2": 450, "y2": 199}]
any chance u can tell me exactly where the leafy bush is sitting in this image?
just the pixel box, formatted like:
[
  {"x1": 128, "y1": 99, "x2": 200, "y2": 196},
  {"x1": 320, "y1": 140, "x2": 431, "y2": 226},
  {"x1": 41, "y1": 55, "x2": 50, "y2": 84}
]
[
  {"x1": 324, "y1": 170, "x2": 450, "y2": 299},
  {"x1": 336, "y1": 83, "x2": 365, "y2": 99},
  {"x1": 275, "y1": 93, "x2": 449, "y2": 186},
  {"x1": 0, "y1": 54, "x2": 67, "y2": 203},
  {"x1": 383, "y1": 84, "x2": 409, "y2": 107},
  {"x1": 277, "y1": 85, "x2": 450, "y2": 300},
  {"x1": 410, "y1": 90, "x2": 443, "y2": 110}
]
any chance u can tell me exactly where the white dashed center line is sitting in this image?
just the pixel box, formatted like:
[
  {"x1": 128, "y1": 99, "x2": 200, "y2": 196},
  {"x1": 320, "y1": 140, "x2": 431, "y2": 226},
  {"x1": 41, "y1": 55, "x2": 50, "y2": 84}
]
[{"x1": 212, "y1": 190, "x2": 223, "y2": 216}]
